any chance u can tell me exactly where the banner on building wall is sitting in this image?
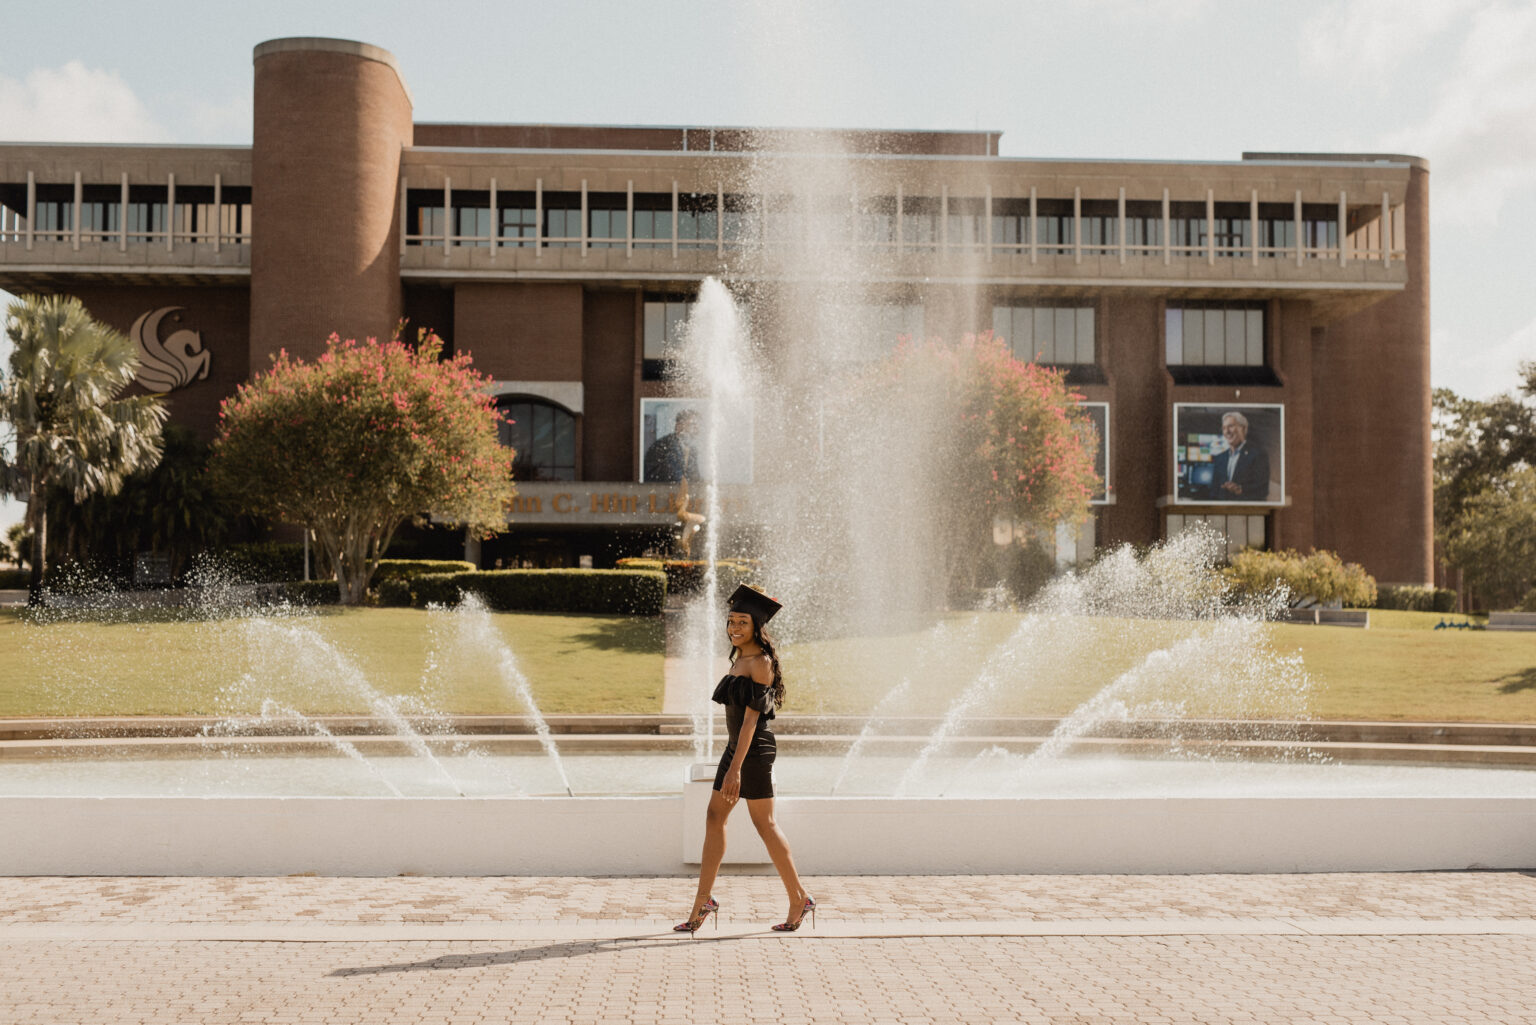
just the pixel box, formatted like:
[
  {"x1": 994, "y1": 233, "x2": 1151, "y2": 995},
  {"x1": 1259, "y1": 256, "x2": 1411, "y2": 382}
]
[
  {"x1": 1173, "y1": 403, "x2": 1284, "y2": 506},
  {"x1": 1078, "y1": 401, "x2": 1110, "y2": 504},
  {"x1": 639, "y1": 398, "x2": 754, "y2": 485}
]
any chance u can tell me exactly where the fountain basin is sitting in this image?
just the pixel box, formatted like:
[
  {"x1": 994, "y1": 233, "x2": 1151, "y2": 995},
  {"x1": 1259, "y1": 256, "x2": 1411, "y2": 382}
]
[
  {"x1": 1, "y1": 754, "x2": 1531, "y2": 875},
  {"x1": 4, "y1": 792, "x2": 1532, "y2": 876}
]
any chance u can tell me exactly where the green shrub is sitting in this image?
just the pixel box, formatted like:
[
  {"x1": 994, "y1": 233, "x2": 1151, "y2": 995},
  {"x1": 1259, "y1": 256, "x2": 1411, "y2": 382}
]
[
  {"x1": 1377, "y1": 584, "x2": 1458, "y2": 613},
  {"x1": 1517, "y1": 588, "x2": 1536, "y2": 613},
  {"x1": 405, "y1": 569, "x2": 667, "y2": 615},
  {"x1": 1224, "y1": 548, "x2": 1378, "y2": 608},
  {"x1": 0, "y1": 568, "x2": 29, "y2": 589},
  {"x1": 217, "y1": 541, "x2": 308, "y2": 582},
  {"x1": 375, "y1": 576, "x2": 414, "y2": 607},
  {"x1": 277, "y1": 579, "x2": 343, "y2": 605},
  {"x1": 372, "y1": 558, "x2": 476, "y2": 581}
]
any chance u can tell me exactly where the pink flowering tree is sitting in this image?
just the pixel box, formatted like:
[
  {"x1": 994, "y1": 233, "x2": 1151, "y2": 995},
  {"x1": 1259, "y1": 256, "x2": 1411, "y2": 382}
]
[
  {"x1": 856, "y1": 332, "x2": 1099, "y2": 589},
  {"x1": 210, "y1": 328, "x2": 514, "y2": 604}
]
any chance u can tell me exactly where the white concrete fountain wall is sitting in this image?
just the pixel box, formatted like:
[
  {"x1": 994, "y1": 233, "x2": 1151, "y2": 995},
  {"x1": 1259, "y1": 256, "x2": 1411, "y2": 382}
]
[{"x1": 6, "y1": 786, "x2": 1533, "y2": 875}]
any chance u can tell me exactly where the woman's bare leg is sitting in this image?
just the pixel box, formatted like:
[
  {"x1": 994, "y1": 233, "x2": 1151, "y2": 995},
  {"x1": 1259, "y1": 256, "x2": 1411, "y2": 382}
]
[
  {"x1": 690, "y1": 790, "x2": 735, "y2": 918},
  {"x1": 746, "y1": 797, "x2": 810, "y2": 922}
]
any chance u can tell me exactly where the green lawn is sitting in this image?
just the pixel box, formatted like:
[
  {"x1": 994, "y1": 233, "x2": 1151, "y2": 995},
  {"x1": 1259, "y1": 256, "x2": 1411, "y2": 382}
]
[
  {"x1": 0, "y1": 607, "x2": 664, "y2": 717},
  {"x1": 779, "y1": 609, "x2": 1536, "y2": 723},
  {"x1": 2, "y1": 605, "x2": 1532, "y2": 723}
]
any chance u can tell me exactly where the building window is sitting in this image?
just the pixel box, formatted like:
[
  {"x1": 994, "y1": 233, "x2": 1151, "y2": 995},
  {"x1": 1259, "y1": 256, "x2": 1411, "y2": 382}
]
[
  {"x1": 499, "y1": 195, "x2": 536, "y2": 247},
  {"x1": 1166, "y1": 513, "x2": 1267, "y2": 558},
  {"x1": 543, "y1": 193, "x2": 580, "y2": 247},
  {"x1": 1035, "y1": 199, "x2": 1073, "y2": 255},
  {"x1": 587, "y1": 192, "x2": 626, "y2": 249},
  {"x1": 1166, "y1": 303, "x2": 1264, "y2": 367},
  {"x1": 946, "y1": 198, "x2": 984, "y2": 248},
  {"x1": 992, "y1": 305, "x2": 1095, "y2": 365},
  {"x1": 678, "y1": 193, "x2": 718, "y2": 247},
  {"x1": 497, "y1": 397, "x2": 577, "y2": 481},
  {"x1": 1124, "y1": 200, "x2": 1163, "y2": 253},
  {"x1": 1080, "y1": 200, "x2": 1117, "y2": 253},
  {"x1": 901, "y1": 196, "x2": 939, "y2": 251},
  {"x1": 991, "y1": 198, "x2": 1028, "y2": 251},
  {"x1": 643, "y1": 297, "x2": 694, "y2": 379}
]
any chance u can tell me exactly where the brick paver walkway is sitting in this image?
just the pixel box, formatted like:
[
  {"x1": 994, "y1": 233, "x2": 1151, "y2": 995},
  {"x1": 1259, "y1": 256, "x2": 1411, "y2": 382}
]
[{"x1": 4, "y1": 874, "x2": 1535, "y2": 1024}]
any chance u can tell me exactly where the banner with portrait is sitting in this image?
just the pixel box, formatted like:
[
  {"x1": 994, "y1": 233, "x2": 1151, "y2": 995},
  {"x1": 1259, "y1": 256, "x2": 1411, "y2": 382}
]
[
  {"x1": 1173, "y1": 403, "x2": 1284, "y2": 506},
  {"x1": 639, "y1": 398, "x2": 755, "y2": 485}
]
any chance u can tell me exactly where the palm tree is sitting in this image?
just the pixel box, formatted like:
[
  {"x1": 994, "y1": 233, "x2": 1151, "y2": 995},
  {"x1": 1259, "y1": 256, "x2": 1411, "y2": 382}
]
[{"x1": 0, "y1": 294, "x2": 168, "y2": 598}]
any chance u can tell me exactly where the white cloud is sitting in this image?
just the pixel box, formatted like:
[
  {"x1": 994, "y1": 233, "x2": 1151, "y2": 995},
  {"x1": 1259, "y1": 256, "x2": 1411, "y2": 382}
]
[
  {"x1": 1377, "y1": 2, "x2": 1536, "y2": 227},
  {"x1": 1433, "y1": 316, "x2": 1536, "y2": 399},
  {"x1": 1302, "y1": 0, "x2": 1476, "y2": 82},
  {"x1": 0, "y1": 61, "x2": 166, "y2": 143}
]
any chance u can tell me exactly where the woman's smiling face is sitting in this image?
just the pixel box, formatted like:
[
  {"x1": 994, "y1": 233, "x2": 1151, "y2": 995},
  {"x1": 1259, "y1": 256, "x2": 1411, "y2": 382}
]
[{"x1": 726, "y1": 611, "x2": 755, "y2": 648}]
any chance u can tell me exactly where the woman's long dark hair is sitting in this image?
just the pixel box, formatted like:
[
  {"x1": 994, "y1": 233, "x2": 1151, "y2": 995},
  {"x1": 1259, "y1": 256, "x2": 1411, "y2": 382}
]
[{"x1": 729, "y1": 611, "x2": 785, "y2": 709}]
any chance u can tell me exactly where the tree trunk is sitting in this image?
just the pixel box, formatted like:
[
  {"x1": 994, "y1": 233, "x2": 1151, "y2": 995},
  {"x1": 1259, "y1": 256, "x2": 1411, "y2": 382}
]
[{"x1": 26, "y1": 474, "x2": 46, "y2": 603}]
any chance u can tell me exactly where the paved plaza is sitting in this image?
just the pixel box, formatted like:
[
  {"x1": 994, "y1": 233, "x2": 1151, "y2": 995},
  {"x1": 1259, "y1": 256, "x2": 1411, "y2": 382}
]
[{"x1": 3, "y1": 872, "x2": 1535, "y2": 1024}]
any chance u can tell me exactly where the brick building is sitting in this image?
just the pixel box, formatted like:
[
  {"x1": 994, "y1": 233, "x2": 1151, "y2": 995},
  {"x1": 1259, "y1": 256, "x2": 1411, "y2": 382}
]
[{"x1": 0, "y1": 37, "x2": 1431, "y2": 584}]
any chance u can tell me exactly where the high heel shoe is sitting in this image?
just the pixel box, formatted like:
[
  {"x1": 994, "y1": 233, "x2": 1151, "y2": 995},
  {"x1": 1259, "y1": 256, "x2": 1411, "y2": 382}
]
[
  {"x1": 772, "y1": 895, "x2": 815, "y2": 932},
  {"x1": 673, "y1": 897, "x2": 719, "y2": 936}
]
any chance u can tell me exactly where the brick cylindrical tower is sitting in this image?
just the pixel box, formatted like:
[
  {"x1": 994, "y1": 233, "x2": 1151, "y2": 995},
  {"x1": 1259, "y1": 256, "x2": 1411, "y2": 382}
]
[{"x1": 249, "y1": 38, "x2": 413, "y2": 373}]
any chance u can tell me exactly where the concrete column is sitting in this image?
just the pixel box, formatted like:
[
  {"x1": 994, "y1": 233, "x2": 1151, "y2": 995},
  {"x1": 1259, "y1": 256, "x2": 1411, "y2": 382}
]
[
  {"x1": 671, "y1": 180, "x2": 678, "y2": 259},
  {"x1": 489, "y1": 177, "x2": 497, "y2": 259},
  {"x1": 984, "y1": 184, "x2": 993, "y2": 261},
  {"x1": 250, "y1": 38, "x2": 414, "y2": 366},
  {"x1": 1205, "y1": 188, "x2": 1214, "y2": 264},
  {"x1": 626, "y1": 179, "x2": 633, "y2": 257},
  {"x1": 1117, "y1": 187, "x2": 1126, "y2": 264},
  {"x1": 71, "y1": 171, "x2": 81, "y2": 251},
  {"x1": 1339, "y1": 190, "x2": 1348, "y2": 265},
  {"x1": 213, "y1": 173, "x2": 222, "y2": 252},
  {"x1": 1073, "y1": 187, "x2": 1082, "y2": 264},
  {"x1": 442, "y1": 178, "x2": 451, "y2": 255},
  {"x1": 24, "y1": 171, "x2": 33, "y2": 251},
  {"x1": 1249, "y1": 189, "x2": 1259, "y2": 265},
  {"x1": 896, "y1": 183, "x2": 904, "y2": 254},
  {"x1": 535, "y1": 178, "x2": 543, "y2": 256},
  {"x1": 1294, "y1": 191, "x2": 1303, "y2": 267},
  {"x1": 1161, "y1": 188, "x2": 1170, "y2": 265},
  {"x1": 940, "y1": 184, "x2": 949, "y2": 250},
  {"x1": 119, "y1": 172, "x2": 128, "y2": 251},
  {"x1": 580, "y1": 179, "x2": 588, "y2": 254},
  {"x1": 715, "y1": 184, "x2": 723, "y2": 255},
  {"x1": 1382, "y1": 191, "x2": 1391, "y2": 267},
  {"x1": 1028, "y1": 186, "x2": 1037, "y2": 264},
  {"x1": 166, "y1": 172, "x2": 175, "y2": 252}
]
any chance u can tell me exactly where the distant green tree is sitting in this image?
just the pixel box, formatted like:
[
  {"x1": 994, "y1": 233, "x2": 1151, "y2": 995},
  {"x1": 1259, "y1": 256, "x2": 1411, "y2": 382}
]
[
  {"x1": 1443, "y1": 465, "x2": 1536, "y2": 610},
  {"x1": 0, "y1": 294, "x2": 168, "y2": 597},
  {"x1": 1434, "y1": 362, "x2": 1536, "y2": 607},
  {"x1": 209, "y1": 328, "x2": 514, "y2": 604},
  {"x1": 46, "y1": 423, "x2": 243, "y2": 580}
]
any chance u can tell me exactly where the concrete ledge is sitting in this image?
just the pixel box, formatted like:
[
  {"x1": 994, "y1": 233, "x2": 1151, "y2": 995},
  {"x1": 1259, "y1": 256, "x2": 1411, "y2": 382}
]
[
  {"x1": 1488, "y1": 612, "x2": 1536, "y2": 631},
  {"x1": 5, "y1": 794, "x2": 1533, "y2": 876}
]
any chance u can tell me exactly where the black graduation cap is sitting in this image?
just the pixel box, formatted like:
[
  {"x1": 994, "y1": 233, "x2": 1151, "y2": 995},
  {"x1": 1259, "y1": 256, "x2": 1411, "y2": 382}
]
[{"x1": 727, "y1": 584, "x2": 783, "y2": 624}]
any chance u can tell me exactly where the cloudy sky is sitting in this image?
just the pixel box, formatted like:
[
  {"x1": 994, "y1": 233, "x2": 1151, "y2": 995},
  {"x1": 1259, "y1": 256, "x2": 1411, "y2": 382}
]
[{"x1": 1, "y1": 0, "x2": 1532, "y2": 526}]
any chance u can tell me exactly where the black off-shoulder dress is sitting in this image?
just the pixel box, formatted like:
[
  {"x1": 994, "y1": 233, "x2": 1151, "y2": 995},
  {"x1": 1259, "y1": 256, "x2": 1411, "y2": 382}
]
[{"x1": 711, "y1": 673, "x2": 777, "y2": 800}]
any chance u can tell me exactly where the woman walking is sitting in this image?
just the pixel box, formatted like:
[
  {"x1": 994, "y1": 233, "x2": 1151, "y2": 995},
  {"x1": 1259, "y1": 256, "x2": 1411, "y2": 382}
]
[{"x1": 676, "y1": 584, "x2": 815, "y2": 935}]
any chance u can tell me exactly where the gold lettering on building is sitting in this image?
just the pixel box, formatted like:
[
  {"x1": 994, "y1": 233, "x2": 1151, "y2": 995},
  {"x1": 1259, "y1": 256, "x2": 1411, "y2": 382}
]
[{"x1": 553, "y1": 493, "x2": 574, "y2": 513}]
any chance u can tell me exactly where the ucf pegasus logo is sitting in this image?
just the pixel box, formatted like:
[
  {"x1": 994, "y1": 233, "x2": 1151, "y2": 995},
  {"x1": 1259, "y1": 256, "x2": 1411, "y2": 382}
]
[{"x1": 130, "y1": 307, "x2": 211, "y2": 394}]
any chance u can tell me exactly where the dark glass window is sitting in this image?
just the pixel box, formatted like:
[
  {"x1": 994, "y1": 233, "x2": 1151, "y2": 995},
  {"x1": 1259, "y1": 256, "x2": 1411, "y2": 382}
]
[
  {"x1": 498, "y1": 398, "x2": 577, "y2": 481},
  {"x1": 543, "y1": 193, "x2": 580, "y2": 247},
  {"x1": 588, "y1": 192, "x2": 626, "y2": 249},
  {"x1": 678, "y1": 194, "x2": 719, "y2": 245},
  {"x1": 1035, "y1": 200, "x2": 1073, "y2": 254},
  {"x1": 499, "y1": 192, "x2": 536, "y2": 247}
]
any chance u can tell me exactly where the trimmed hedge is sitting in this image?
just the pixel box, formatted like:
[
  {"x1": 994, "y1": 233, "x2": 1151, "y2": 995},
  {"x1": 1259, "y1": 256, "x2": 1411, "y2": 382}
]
[
  {"x1": 1377, "y1": 584, "x2": 1458, "y2": 613},
  {"x1": 405, "y1": 569, "x2": 667, "y2": 615},
  {"x1": 275, "y1": 579, "x2": 343, "y2": 605},
  {"x1": 372, "y1": 559, "x2": 476, "y2": 581},
  {"x1": 615, "y1": 557, "x2": 756, "y2": 596},
  {"x1": 217, "y1": 541, "x2": 307, "y2": 582}
]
